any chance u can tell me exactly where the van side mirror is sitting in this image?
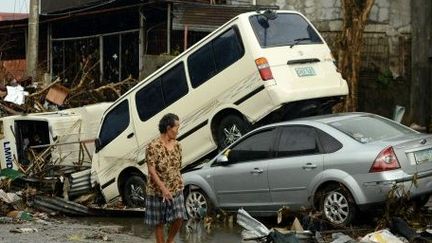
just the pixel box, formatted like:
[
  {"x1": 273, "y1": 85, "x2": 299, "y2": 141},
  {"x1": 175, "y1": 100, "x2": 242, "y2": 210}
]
[{"x1": 95, "y1": 138, "x2": 101, "y2": 153}]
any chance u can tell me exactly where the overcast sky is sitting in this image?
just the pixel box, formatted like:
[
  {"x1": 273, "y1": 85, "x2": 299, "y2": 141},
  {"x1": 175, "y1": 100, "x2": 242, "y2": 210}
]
[{"x1": 0, "y1": 0, "x2": 29, "y2": 13}]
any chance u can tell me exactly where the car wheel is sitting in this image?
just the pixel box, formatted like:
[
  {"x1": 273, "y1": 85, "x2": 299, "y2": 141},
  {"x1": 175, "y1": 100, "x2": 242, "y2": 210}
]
[
  {"x1": 320, "y1": 184, "x2": 356, "y2": 225},
  {"x1": 185, "y1": 190, "x2": 212, "y2": 219},
  {"x1": 216, "y1": 115, "x2": 250, "y2": 149},
  {"x1": 123, "y1": 175, "x2": 146, "y2": 208}
]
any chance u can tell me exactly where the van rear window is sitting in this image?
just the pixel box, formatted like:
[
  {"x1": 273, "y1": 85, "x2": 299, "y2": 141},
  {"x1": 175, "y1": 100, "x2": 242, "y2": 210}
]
[{"x1": 249, "y1": 13, "x2": 322, "y2": 48}]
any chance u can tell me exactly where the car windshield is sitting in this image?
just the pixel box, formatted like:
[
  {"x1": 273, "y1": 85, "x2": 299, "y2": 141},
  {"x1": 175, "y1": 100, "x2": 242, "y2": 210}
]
[
  {"x1": 328, "y1": 115, "x2": 417, "y2": 143},
  {"x1": 249, "y1": 13, "x2": 323, "y2": 48}
]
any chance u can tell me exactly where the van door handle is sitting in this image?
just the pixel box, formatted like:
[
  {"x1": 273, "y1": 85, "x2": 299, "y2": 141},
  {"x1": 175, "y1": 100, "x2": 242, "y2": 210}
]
[
  {"x1": 127, "y1": 133, "x2": 134, "y2": 139},
  {"x1": 250, "y1": 168, "x2": 264, "y2": 174},
  {"x1": 302, "y1": 163, "x2": 317, "y2": 170}
]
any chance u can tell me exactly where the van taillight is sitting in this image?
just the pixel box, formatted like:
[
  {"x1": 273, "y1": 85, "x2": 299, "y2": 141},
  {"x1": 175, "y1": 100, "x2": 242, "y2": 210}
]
[
  {"x1": 369, "y1": 146, "x2": 401, "y2": 173},
  {"x1": 255, "y1": 57, "x2": 273, "y2": 81}
]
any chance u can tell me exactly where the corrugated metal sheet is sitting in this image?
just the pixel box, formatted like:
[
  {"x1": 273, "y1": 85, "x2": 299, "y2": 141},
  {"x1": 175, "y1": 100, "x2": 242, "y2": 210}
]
[
  {"x1": 41, "y1": 0, "x2": 109, "y2": 14},
  {"x1": 0, "y1": 13, "x2": 28, "y2": 21},
  {"x1": 173, "y1": 3, "x2": 278, "y2": 32}
]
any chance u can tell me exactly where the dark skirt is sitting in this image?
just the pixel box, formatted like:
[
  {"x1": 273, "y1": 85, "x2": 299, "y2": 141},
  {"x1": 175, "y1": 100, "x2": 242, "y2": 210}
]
[{"x1": 144, "y1": 192, "x2": 188, "y2": 225}]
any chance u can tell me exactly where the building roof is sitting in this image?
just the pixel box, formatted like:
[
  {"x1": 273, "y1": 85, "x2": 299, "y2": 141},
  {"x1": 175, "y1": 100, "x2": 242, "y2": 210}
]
[{"x1": 0, "y1": 12, "x2": 28, "y2": 21}]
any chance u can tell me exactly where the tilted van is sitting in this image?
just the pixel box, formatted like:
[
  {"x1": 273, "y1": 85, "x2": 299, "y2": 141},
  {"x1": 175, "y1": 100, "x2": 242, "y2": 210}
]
[{"x1": 91, "y1": 9, "x2": 349, "y2": 206}]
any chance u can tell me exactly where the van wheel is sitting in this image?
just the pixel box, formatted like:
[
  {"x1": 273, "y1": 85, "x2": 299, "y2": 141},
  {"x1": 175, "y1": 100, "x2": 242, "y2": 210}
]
[
  {"x1": 185, "y1": 189, "x2": 212, "y2": 219},
  {"x1": 123, "y1": 175, "x2": 146, "y2": 208},
  {"x1": 216, "y1": 115, "x2": 250, "y2": 149},
  {"x1": 319, "y1": 184, "x2": 356, "y2": 226}
]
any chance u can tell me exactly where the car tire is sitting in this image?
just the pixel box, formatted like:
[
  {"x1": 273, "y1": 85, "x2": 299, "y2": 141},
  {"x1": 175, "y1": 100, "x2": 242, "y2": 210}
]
[
  {"x1": 216, "y1": 115, "x2": 250, "y2": 149},
  {"x1": 319, "y1": 184, "x2": 356, "y2": 226},
  {"x1": 185, "y1": 189, "x2": 212, "y2": 219},
  {"x1": 122, "y1": 175, "x2": 146, "y2": 208}
]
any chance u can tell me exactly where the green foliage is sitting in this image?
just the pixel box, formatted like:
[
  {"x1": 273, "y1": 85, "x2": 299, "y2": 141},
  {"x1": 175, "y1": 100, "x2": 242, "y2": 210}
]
[{"x1": 376, "y1": 69, "x2": 394, "y2": 87}]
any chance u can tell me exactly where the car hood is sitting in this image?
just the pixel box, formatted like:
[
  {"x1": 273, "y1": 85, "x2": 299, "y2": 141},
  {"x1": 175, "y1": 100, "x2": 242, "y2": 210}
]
[{"x1": 181, "y1": 163, "x2": 205, "y2": 174}]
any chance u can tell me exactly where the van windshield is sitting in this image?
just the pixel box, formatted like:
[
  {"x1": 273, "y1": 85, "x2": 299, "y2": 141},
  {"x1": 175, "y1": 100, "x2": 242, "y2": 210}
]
[{"x1": 249, "y1": 13, "x2": 323, "y2": 48}]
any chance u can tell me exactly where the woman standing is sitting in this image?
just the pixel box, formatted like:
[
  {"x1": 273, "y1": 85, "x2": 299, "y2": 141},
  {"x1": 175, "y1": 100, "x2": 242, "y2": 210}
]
[{"x1": 144, "y1": 113, "x2": 187, "y2": 243}]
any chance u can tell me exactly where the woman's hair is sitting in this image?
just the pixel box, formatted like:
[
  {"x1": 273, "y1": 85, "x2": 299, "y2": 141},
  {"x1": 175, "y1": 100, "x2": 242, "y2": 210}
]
[{"x1": 159, "y1": 113, "x2": 179, "y2": 133}]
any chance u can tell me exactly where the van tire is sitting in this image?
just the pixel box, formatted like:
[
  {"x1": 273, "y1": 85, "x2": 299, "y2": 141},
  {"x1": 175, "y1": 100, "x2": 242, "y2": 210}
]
[
  {"x1": 216, "y1": 115, "x2": 250, "y2": 149},
  {"x1": 122, "y1": 175, "x2": 146, "y2": 208}
]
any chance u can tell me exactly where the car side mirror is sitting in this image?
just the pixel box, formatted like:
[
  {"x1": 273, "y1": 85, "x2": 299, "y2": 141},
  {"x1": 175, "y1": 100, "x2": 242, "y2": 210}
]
[
  {"x1": 216, "y1": 154, "x2": 229, "y2": 164},
  {"x1": 95, "y1": 138, "x2": 101, "y2": 153}
]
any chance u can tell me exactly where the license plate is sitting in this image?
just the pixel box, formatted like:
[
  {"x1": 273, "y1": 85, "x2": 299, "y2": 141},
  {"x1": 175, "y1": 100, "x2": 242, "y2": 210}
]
[
  {"x1": 414, "y1": 149, "x2": 432, "y2": 164},
  {"x1": 295, "y1": 66, "x2": 316, "y2": 77}
]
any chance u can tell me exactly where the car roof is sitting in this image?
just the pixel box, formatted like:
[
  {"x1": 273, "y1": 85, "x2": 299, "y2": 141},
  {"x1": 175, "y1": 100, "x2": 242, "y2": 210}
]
[{"x1": 257, "y1": 112, "x2": 373, "y2": 130}]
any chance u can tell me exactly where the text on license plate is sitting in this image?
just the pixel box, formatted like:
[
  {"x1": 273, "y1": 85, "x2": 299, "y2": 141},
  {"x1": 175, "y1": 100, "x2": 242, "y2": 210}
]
[
  {"x1": 414, "y1": 149, "x2": 432, "y2": 164},
  {"x1": 295, "y1": 66, "x2": 316, "y2": 77}
]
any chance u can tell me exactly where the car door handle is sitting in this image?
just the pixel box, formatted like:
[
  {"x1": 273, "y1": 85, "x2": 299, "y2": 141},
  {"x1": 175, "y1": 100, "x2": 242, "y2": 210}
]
[
  {"x1": 302, "y1": 163, "x2": 317, "y2": 169},
  {"x1": 127, "y1": 132, "x2": 134, "y2": 139},
  {"x1": 250, "y1": 168, "x2": 264, "y2": 174}
]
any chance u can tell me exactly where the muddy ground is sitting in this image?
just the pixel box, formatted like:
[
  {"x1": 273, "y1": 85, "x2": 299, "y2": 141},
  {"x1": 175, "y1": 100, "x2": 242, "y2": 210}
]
[
  {"x1": 0, "y1": 215, "x2": 243, "y2": 243},
  {"x1": 0, "y1": 217, "x2": 145, "y2": 243},
  {"x1": 0, "y1": 199, "x2": 431, "y2": 243}
]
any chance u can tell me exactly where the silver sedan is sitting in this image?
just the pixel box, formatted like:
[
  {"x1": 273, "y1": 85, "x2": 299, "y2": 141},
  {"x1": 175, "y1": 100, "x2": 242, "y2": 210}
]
[{"x1": 182, "y1": 112, "x2": 432, "y2": 225}]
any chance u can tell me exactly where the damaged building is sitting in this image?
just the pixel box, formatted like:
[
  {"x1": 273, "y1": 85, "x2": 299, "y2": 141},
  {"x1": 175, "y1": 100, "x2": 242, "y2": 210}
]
[{"x1": 0, "y1": 0, "x2": 272, "y2": 87}]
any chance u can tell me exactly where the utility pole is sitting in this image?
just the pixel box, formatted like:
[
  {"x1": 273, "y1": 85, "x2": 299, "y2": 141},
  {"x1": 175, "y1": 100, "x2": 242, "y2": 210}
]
[
  {"x1": 410, "y1": 0, "x2": 432, "y2": 132},
  {"x1": 27, "y1": 0, "x2": 39, "y2": 80}
]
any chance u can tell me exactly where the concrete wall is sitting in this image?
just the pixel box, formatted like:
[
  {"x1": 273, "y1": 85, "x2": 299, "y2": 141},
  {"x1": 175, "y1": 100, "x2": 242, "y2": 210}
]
[
  {"x1": 252, "y1": 0, "x2": 411, "y2": 78},
  {"x1": 141, "y1": 54, "x2": 175, "y2": 80}
]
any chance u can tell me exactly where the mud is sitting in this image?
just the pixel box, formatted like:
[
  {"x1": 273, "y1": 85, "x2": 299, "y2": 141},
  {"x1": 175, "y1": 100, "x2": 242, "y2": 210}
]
[{"x1": 0, "y1": 216, "x2": 242, "y2": 243}]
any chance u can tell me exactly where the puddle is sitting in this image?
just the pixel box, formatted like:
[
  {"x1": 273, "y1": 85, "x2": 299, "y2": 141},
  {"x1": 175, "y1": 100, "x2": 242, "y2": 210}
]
[{"x1": 77, "y1": 216, "x2": 243, "y2": 243}]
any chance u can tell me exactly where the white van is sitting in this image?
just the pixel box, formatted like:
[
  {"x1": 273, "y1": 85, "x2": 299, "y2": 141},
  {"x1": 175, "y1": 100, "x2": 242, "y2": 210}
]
[
  {"x1": 0, "y1": 103, "x2": 111, "y2": 173},
  {"x1": 91, "y1": 9, "x2": 348, "y2": 206}
]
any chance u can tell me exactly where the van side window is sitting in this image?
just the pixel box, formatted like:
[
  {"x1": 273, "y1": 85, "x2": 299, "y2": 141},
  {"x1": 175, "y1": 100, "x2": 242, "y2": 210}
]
[
  {"x1": 136, "y1": 78, "x2": 164, "y2": 121},
  {"x1": 188, "y1": 27, "x2": 244, "y2": 88},
  {"x1": 161, "y1": 62, "x2": 188, "y2": 107},
  {"x1": 136, "y1": 63, "x2": 188, "y2": 121},
  {"x1": 213, "y1": 28, "x2": 244, "y2": 72},
  {"x1": 99, "y1": 100, "x2": 130, "y2": 149},
  {"x1": 188, "y1": 43, "x2": 216, "y2": 88}
]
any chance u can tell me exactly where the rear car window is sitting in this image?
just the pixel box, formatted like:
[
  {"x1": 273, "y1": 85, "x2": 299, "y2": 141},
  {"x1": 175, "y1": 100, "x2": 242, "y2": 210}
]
[
  {"x1": 328, "y1": 115, "x2": 417, "y2": 143},
  {"x1": 249, "y1": 13, "x2": 322, "y2": 48}
]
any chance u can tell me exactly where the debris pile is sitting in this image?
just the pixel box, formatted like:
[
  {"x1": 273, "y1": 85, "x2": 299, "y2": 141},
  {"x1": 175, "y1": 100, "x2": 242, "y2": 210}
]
[{"x1": 0, "y1": 69, "x2": 138, "y2": 115}]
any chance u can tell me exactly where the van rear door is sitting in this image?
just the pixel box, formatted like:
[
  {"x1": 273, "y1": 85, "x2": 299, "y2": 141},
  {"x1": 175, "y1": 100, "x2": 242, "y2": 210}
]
[{"x1": 249, "y1": 12, "x2": 344, "y2": 94}]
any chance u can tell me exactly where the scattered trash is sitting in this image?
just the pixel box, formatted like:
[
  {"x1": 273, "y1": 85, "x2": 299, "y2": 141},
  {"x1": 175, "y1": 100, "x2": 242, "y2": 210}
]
[
  {"x1": 0, "y1": 189, "x2": 21, "y2": 204},
  {"x1": 237, "y1": 209, "x2": 313, "y2": 243},
  {"x1": 390, "y1": 217, "x2": 429, "y2": 242},
  {"x1": 10, "y1": 227, "x2": 38, "y2": 233},
  {"x1": 361, "y1": 229, "x2": 405, "y2": 243},
  {"x1": 4, "y1": 84, "x2": 29, "y2": 105},
  {"x1": 330, "y1": 232, "x2": 356, "y2": 243},
  {"x1": 7, "y1": 210, "x2": 32, "y2": 221},
  {"x1": 237, "y1": 208, "x2": 270, "y2": 240},
  {"x1": 0, "y1": 168, "x2": 24, "y2": 181},
  {"x1": 85, "y1": 233, "x2": 110, "y2": 241}
]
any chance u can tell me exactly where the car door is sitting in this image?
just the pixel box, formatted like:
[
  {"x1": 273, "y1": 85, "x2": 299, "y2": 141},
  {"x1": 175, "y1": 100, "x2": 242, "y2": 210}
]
[
  {"x1": 267, "y1": 125, "x2": 324, "y2": 210},
  {"x1": 211, "y1": 128, "x2": 277, "y2": 212},
  {"x1": 91, "y1": 99, "x2": 138, "y2": 200}
]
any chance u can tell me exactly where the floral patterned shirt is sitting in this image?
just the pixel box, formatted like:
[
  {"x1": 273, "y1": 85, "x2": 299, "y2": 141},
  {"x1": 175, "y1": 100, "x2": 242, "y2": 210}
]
[{"x1": 145, "y1": 138, "x2": 184, "y2": 196}]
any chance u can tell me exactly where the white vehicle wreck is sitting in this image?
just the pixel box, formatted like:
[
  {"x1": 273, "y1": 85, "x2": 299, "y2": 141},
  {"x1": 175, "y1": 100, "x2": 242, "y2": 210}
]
[{"x1": 0, "y1": 103, "x2": 111, "y2": 176}]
